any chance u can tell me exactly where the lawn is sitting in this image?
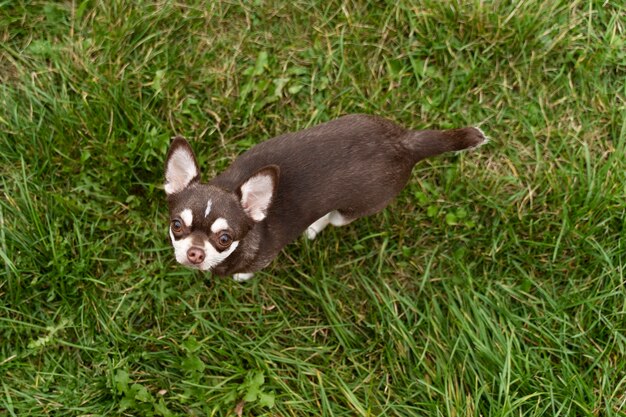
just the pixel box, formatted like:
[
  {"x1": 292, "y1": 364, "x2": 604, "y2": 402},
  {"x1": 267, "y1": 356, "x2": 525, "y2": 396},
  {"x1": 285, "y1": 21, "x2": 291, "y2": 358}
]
[{"x1": 1, "y1": 1, "x2": 625, "y2": 416}]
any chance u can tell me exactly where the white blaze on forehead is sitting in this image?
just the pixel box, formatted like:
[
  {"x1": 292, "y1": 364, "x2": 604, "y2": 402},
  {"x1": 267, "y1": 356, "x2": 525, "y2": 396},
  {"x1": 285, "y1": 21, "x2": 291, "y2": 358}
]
[
  {"x1": 210, "y1": 217, "x2": 229, "y2": 233},
  {"x1": 180, "y1": 209, "x2": 193, "y2": 227},
  {"x1": 164, "y1": 147, "x2": 198, "y2": 195},
  {"x1": 205, "y1": 199, "x2": 212, "y2": 218}
]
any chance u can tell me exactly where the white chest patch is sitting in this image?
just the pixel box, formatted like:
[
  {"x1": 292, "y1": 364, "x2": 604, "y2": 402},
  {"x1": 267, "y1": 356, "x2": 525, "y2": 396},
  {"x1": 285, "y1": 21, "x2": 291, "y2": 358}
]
[{"x1": 180, "y1": 209, "x2": 193, "y2": 227}]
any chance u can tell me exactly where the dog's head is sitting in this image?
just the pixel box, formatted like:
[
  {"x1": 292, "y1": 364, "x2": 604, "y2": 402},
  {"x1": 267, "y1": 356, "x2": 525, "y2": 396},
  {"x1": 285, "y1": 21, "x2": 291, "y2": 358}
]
[{"x1": 164, "y1": 137, "x2": 278, "y2": 271}]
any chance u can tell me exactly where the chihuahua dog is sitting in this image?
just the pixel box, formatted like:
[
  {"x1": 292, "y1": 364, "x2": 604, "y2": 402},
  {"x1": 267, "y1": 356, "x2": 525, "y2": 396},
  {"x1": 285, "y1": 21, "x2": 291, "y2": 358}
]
[{"x1": 165, "y1": 114, "x2": 486, "y2": 281}]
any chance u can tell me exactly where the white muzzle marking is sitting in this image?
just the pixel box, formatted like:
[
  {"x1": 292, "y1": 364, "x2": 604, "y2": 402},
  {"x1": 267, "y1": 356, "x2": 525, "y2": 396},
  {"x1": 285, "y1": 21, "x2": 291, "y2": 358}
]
[{"x1": 169, "y1": 229, "x2": 239, "y2": 271}]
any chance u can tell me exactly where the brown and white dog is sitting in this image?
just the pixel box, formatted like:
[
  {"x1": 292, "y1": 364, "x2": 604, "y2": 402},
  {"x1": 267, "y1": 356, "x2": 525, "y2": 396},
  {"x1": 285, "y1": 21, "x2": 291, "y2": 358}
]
[{"x1": 164, "y1": 114, "x2": 487, "y2": 281}]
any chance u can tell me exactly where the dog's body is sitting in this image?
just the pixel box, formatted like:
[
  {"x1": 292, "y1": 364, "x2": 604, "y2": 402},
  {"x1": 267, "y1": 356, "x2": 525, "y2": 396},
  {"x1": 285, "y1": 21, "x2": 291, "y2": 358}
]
[{"x1": 165, "y1": 114, "x2": 486, "y2": 280}]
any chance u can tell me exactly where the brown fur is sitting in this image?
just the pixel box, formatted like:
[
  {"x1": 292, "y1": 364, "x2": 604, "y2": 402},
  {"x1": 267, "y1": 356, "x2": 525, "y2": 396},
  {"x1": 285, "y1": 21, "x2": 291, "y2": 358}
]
[{"x1": 166, "y1": 114, "x2": 486, "y2": 276}]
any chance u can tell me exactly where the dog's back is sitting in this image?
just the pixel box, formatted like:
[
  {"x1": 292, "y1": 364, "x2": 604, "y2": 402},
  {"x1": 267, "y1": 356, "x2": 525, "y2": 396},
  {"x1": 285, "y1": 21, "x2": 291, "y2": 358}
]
[{"x1": 210, "y1": 114, "x2": 486, "y2": 266}]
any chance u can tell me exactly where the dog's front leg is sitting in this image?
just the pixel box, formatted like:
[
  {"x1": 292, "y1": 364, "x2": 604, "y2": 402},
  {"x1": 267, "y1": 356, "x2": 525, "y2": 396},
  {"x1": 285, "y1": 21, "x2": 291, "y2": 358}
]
[{"x1": 233, "y1": 273, "x2": 255, "y2": 282}]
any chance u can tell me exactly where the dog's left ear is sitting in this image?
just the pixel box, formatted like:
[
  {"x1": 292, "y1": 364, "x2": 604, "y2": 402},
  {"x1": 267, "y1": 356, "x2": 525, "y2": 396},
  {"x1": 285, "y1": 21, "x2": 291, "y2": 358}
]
[
  {"x1": 164, "y1": 136, "x2": 200, "y2": 196},
  {"x1": 238, "y1": 165, "x2": 279, "y2": 222}
]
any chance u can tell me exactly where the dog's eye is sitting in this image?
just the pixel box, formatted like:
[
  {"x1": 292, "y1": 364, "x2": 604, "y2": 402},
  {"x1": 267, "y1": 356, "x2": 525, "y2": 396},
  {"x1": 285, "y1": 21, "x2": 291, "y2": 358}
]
[
  {"x1": 217, "y1": 232, "x2": 232, "y2": 248},
  {"x1": 171, "y1": 219, "x2": 183, "y2": 233}
]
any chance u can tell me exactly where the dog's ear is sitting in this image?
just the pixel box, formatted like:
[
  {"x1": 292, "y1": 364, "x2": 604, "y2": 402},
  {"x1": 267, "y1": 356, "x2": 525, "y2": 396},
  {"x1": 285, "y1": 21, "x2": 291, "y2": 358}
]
[
  {"x1": 238, "y1": 165, "x2": 279, "y2": 222},
  {"x1": 164, "y1": 136, "x2": 201, "y2": 195}
]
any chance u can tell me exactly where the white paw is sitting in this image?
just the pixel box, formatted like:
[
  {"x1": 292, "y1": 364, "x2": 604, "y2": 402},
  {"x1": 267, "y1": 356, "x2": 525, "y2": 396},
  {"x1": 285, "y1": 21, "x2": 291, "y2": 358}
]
[
  {"x1": 305, "y1": 227, "x2": 318, "y2": 240},
  {"x1": 305, "y1": 213, "x2": 331, "y2": 240},
  {"x1": 233, "y1": 272, "x2": 254, "y2": 282}
]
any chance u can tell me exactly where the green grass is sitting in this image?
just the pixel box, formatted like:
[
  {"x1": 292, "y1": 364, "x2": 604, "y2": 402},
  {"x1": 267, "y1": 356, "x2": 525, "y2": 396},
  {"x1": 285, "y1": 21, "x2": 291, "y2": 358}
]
[{"x1": 1, "y1": 0, "x2": 625, "y2": 415}]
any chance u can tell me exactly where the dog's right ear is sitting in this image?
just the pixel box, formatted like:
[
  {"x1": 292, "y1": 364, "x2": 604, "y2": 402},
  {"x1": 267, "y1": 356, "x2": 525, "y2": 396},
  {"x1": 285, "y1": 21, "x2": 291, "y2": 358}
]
[
  {"x1": 164, "y1": 136, "x2": 200, "y2": 196},
  {"x1": 238, "y1": 165, "x2": 279, "y2": 222}
]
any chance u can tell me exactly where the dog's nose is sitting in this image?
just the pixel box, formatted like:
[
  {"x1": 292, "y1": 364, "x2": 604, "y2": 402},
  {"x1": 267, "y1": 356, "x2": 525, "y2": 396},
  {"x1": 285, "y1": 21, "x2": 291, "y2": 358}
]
[{"x1": 187, "y1": 247, "x2": 205, "y2": 264}]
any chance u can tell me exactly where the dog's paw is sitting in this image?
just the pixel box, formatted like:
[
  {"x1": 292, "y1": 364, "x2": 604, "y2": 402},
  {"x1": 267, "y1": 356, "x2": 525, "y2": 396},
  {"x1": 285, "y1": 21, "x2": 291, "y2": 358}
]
[
  {"x1": 233, "y1": 272, "x2": 254, "y2": 282},
  {"x1": 305, "y1": 227, "x2": 318, "y2": 240}
]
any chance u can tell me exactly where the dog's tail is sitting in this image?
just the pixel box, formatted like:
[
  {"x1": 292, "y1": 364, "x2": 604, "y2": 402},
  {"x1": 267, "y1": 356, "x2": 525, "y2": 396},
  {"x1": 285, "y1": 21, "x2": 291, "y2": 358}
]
[{"x1": 401, "y1": 126, "x2": 488, "y2": 163}]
